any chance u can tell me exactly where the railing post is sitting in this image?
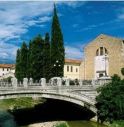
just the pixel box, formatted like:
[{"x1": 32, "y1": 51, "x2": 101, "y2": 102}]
[
  {"x1": 29, "y1": 78, "x2": 33, "y2": 85},
  {"x1": 57, "y1": 77, "x2": 62, "y2": 87},
  {"x1": 23, "y1": 78, "x2": 28, "y2": 88},
  {"x1": 65, "y1": 78, "x2": 70, "y2": 86},
  {"x1": 79, "y1": 79, "x2": 82, "y2": 86},
  {"x1": 11, "y1": 77, "x2": 18, "y2": 89},
  {"x1": 92, "y1": 79, "x2": 95, "y2": 86},
  {"x1": 40, "y1": 78, "x2": 46, "y2": 87}
]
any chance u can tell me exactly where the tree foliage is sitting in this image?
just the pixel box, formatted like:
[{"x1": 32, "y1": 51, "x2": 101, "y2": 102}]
[
  {"x1": 28, "y1": 35, "x2": 44, "y2": 81},
  {"x1": 15, "y1": 49, "x2": 21, "y2": 81},
  {"x1": 19, "y1": 42, "x2": 28, "y2": 81},
  {"x1": 96, "y1": 74, "x2": 124, "y2": 123},
  {"x1": 51, "y1": 4, "x2": 65, "y2": 77},
  {"x1": 43, "y1": 33, "x2": 51, "y2": 80},
  {"x1": 15, "y1": 4, "x2": 65, "y2": 81}
]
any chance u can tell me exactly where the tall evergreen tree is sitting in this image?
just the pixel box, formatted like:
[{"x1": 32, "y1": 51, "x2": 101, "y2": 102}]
[
  {"x1": 51, "y1": 4, "x2": 65, "y2": 77},
  {"x1": 43, "y1": 33, "x2": 51, "y2": 80},
  {"x1": 27, "y1": 40, "x2": 33, "y2": 79},
  {"x1": 15, "y1": 49, "x2": 21, "y2": 81},
  {"x1": 19, "y1": 42, "x2": 28, "y2": 81},
  {"x1": 29, "y1": 35, "x2": 44, "y2": 81}
]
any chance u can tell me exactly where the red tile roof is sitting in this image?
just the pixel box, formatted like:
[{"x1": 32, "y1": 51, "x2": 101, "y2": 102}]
[
  {"x1": 65, "y1": 59, "x2": 81, "y2": 64},
  {"x1": 0, "y1": 64, "x2": 15, "y2": 68}
]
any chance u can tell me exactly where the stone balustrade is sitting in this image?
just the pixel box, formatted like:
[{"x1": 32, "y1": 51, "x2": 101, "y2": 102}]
[{"x1": 0, "y1": 77, "x2": 111, "y2": 89}]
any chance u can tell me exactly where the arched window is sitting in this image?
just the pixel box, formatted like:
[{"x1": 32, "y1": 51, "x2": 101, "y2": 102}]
[
  {"x1": 96, "y1": 49, "x2": 99, "y2": 56},
  {"x1": 71, "y1": 66, "x2": 73, "y2": 72},
  {"x1": 67, "y1": 66, "x2": 69, "y2": 72},
  {"x1": 96, "y1": 47, "x2": 108, "y2": 56}
]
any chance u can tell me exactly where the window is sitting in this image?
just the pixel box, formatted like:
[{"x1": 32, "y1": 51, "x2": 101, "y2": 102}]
[
  {"x1": 105, "y1": 48, "x2": 108, "y2": 54},
  {"x1": 96, "y1": 49, "x2": 99, "y2": 56},
  {"x1": 96, "y1": 47, "x2": 108, "y2": 56},
  {"x1": 71, "y1": 66, "x2": 73, "y2": 72},
  {"x1": 99, "y1": 73, "x2": 103, "y2": 77},
  {"x1": 67, "y1": 66, "x2": 69, "y2": 72},
  {"x1": 100, "y1": 47, "x2": 103, "y2": 55},
  {"x1": 76, "y1": 68, "x2": 78, "y2": 72},
  {"x1": 7, "y1": 68, "x2": 9, "y2": 71},
  {"x1": 3, "y1": 68, "x2": 4, "y2": 71}
]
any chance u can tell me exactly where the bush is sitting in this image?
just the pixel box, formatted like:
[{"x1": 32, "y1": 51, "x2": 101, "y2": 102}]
[{"x1": 96, "y1": 74, "x2": 124, "y2": 123}]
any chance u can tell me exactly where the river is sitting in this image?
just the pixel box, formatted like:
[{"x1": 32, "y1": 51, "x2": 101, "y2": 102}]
[
  {"x1": 0, "y1": 110, "x2": 107, "y2": 127},
  {"x1": 0, "y1": 99, "x2": 107, "y2": 127}
]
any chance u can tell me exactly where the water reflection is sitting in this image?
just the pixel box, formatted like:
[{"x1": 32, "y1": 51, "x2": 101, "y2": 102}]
[{"x1": 0, "y1": 110, "x2": 16, "y2": 127}]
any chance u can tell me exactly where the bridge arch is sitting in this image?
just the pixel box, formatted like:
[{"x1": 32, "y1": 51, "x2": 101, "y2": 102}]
[{"x1": 0, "y1": 89, "x2": 96, "y2": 113}]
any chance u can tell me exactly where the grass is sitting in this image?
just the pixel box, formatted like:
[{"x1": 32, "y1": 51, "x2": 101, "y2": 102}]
[{"x1": 0, "y1": 97, "x2": 44, "y2": 110}]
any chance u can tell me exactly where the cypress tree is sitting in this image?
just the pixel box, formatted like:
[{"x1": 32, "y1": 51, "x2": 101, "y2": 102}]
[
  {"x1": 15, "y1": 49, "x2": 21, "y2": 81},
  {"x1": 51, "y1": 4, "x2": 65, "y2": 77},
  {"x1": 27, "y1": 40, "x2": 33, "y2": 79},
  {"x1": 29, "y1": 35, "x2": 44, "y2": 81},
  {"x1": 19, "y1": 42, "x2": 28, "y2": 81},
  {"x1": 43, "y1": 33, "x2": 51, "y2": 80}
]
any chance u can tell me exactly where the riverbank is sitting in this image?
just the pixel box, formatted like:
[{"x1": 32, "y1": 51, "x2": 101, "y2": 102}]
[
  {"x1": 0, "y1": 97, "x2": 44, "y2": 110},
  {"x1": 25, "y1": 121, "x2": 68, "y2": 127}
]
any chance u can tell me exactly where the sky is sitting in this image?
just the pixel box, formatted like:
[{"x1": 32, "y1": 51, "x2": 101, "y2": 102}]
[{"x1": 0, "y1": 1, "x2": 124, "y2": 63}]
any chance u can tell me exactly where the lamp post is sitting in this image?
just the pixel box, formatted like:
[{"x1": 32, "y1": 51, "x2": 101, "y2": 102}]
[{"x1": 54, "y1": 60, "x2": 61, "y2": 77}]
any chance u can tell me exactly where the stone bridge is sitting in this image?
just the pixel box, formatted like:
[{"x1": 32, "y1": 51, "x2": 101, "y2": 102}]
[{"x1": 0, "y1": 77, "x2": 111, "y2": 114}]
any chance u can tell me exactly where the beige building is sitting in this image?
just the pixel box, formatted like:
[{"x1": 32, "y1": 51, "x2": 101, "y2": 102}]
[
  {"x1": 81, "y1": 34, "x2": 124, "y2": 80},
  {"x1": 64, "y1": 59, "x2": 81, "y2": 79},
  {"x1": 0, "y1": 64, "x2": 15, "y2": 77}
]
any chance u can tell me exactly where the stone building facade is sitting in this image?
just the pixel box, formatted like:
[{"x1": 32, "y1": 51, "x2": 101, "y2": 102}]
[
  {"x1": 82, "y1": 34, "x2": 124, "y2": 80},
  {"x1": 64, "y1": 59, "x2": 81, "y2": 79}
]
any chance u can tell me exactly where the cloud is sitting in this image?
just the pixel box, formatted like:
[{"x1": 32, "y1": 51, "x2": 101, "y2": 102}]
[
  {"x1": 59, "y1": 1, "x2": 86, "y2": 8},
  {"x1": 0, "y1": 41, "x2": 19, "y2": 62},
  {"x1": 72, "y1": 24, "x2": 79, "y2": 28},
  {"x1": 0, "y1": 1, "x2": 55, "y2": 62},
  {"x1": 65, "y1": 45, "x2": 83, "y2": 60},
  {"x1": 118, "y1": 13, "x2": 124, "y2": 20},
  {"x1": 0, "y1": 1, "x2": 85, "y2": 62}
]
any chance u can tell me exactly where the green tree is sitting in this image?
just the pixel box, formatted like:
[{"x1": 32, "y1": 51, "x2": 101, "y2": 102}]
[
  {"x1": 27, "y1": 40, "x2": 33, "y2": 79},
  {"x1": 43, "y1": 33, "x2": 51, "y2": 80},
  {"x1": 19, "y1": 42, "x2": 28, "y2": 81},
  {"x1": 29, "y1": 35, "x2": 44, "y2": 81},
  {"x1": 96, "y1": 74, "x2": 124, "y2": 123},
  {"x1": 51, "y1": 4, "x2": 65, "y2": 77},
  {"x1": 15, "y1": 49, "x2": 21, "y2": 81}
]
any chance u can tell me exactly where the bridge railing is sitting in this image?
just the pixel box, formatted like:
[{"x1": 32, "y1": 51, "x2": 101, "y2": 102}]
[{"x1": 0, "y1": 77, "x2": 111, "y2": 90}]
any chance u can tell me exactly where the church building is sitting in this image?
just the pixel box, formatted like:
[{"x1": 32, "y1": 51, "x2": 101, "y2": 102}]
[{"x1": 81, "y1": 34, "x2": 124, "y2": 80}]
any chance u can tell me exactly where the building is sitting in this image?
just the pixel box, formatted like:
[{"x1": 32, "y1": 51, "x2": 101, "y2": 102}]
[
  {"x1": 81, "y1": 34, "x2": 124, "y2": 80},
  {"x1": 0, "y1": 64, "x2": 15, "y2": 78},
  {"x1": 64, "y1": 59, "x2": 81, "y2": 79}
]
